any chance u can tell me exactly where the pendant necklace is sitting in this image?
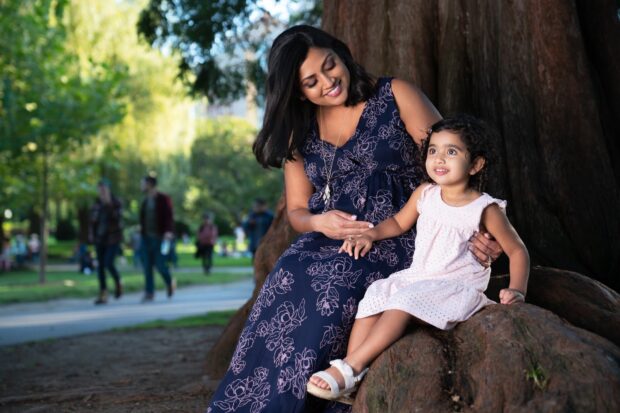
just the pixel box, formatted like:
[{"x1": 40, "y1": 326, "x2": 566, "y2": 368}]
[{"x1": 318, "y1": 107, "x2": 349, "y2": 203}]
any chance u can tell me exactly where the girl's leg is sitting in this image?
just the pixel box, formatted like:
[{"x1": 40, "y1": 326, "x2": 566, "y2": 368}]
[
  {"x1": 346, "y1": 314, "x2": 380, "y2": 355},
  {"x1": 345, "y1": 310, "x2": 411, "y2": 375},
  {"x1": 310, "y1": 310, "x2": 411, "y2": 390}
]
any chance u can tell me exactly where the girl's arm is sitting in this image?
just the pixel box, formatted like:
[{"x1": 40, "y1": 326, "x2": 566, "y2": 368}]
[
  {"x1": 341, "y1": 183, "x2": 431, "y2": 259},
  {"x1": 284, "y1": 154, "x2": 373, "y2": 239},
  {"x1": 480, "y1": 204, "x2": 530, "y2": 304}
]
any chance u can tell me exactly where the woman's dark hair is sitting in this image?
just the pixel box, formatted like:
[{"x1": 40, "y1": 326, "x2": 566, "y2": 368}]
[
  {"x1": 253, "y1": 25, "x2": 376, "y2": 168},
  {"x1": 421, "y1": 115, "x2": 499, "y2": 191}
]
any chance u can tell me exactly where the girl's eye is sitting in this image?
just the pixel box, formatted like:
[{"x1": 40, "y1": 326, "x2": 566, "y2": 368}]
[
  {"x1": 428, "y1": 148, "x2": 436, "y2": 155},
  {"x1": 448, "y1": 148, "x2": 457, "y2": 156}
]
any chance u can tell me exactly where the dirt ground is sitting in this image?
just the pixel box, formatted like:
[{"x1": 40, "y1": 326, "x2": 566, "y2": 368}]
[{"x1": 0, "y1": 326, "x2": 225, "y2": 413}]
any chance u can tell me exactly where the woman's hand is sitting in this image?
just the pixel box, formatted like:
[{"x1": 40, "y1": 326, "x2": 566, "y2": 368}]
[
  {"x1": 315, "y1": 210, "x2": 373, "y2": 240},
  {"x1": 499, "y1": 288, "x2": 525, "y2": 304},
  {"x1": 339, "y1": 234, "x2": 373, "y2": 259},
  {"x1": 469, "y1": 231, "x2": 503, "y2": 267}
]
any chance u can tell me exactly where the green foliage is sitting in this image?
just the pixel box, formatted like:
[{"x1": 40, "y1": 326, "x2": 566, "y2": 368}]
[
  {"x1": 525, "y1": 363, "x2": 549, "y2": 390},
  {"x1": 55, "y1": 218, "x2": 76, "y2": 240},
  {"x1": 0, "y1": 0, "x2": 128, "y2": 224},
  {"x1": 137, "y1": 0, "x2": 322, "y2": 102},
  {"x1": 189, "y1": 117, "x2": 283, "y2": 232}
]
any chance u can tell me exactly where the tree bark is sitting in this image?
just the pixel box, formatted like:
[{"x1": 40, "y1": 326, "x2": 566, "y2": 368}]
[
  {"x1": 354, "y1": 302, "x2": 620, "y2": 413},
  {"x1": 323, "y1": 0, "x2": 620, "y2": 291}
]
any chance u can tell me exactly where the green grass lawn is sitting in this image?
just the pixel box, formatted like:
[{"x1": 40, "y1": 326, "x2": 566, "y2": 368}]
[
  {"x1": 0, "y1": 235, "x2": 253, "y2": 305},
  {"x1": 45, "y1": 239, "x2": 251, "y2": 267},
  {"x1": 117, "y1": 309, "x2": 237, "y2": 331},
  {"x1": 0, "y1": 266, "x2": 252, "y2": 305}
]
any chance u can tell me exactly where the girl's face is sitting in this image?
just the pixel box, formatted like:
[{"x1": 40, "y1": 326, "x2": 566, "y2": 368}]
[
  {"x1": 298, "y1": 47, "x2": 350, "y2": 107},
  {"x1": 425, "y1": 131, "x2": 484, "y2": 187}
]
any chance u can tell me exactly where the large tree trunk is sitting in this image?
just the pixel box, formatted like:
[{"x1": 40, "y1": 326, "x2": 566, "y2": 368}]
[
  {"x1": 203, "y1": 0, "x2": 620, "y2": 393},
  {"x1": 323, "y1": 0, "x2": 620, "y2": 291}
]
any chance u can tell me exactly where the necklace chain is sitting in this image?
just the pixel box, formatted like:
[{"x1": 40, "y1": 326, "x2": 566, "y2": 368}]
[{"x1": 318, "y1": 107, "x2": 348, "y2": 204}]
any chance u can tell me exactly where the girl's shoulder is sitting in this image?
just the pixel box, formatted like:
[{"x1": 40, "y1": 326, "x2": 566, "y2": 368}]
[
  {"x1": 413, "y1": 182, "x2": 437, "y2": 211},
  {"x1": 479, "y1": 192, "x2": 507, "y2": 212}
]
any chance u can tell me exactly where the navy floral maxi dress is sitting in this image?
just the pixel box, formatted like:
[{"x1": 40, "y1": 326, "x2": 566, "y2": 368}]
[{"x1": 207, "y1": 78, "x2": 424, "y2": 413}]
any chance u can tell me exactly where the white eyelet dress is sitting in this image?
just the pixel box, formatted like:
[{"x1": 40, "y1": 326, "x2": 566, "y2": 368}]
[{"x1": 356, "y1": 184, "x2": 506, "y2": 330}]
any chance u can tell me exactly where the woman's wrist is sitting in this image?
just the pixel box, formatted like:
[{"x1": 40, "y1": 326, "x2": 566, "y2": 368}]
[{"x1": 308, "y1": 212, "x2": 323, "y2": 233}]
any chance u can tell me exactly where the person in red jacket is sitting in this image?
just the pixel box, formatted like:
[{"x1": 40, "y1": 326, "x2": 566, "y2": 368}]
[
  {"x1": 196, "y1": 212, "x2": 218, "y2": 274},
  {"x1": 139, "y1": 175, "x2": 175, "y2": 302}
]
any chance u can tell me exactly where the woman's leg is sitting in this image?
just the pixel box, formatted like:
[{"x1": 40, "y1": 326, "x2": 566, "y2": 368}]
[{"x1": 310, "y1": 309, "x2": 411, "y2": 390}]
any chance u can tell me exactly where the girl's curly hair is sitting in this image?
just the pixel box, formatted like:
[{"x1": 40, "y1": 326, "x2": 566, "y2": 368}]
[{"x1": 421, "y1": 114, "x2": 499, "y2": 191}]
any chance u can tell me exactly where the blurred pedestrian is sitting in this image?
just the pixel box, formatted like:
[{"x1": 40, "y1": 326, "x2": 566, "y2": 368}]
[
  {"x1": 139, "y1": 175, "x2": 176, "y2": 302},
  {"x1": 27, "y1": 233, "x2": 40, "y2": 264},
  {"x1": 242, "y1": 198, "x2": 274, "y2": 259},
  {"x1": 233, "y1": 222, "x2": 246, "y2": 257},
  {"x1": 89, "y1": 179, "x2": 123, "y2": 304},
  {"x1": 196, "y1": 212, "x2": 218, "y2": 274},
  {"x1": 11, "y1": 233, "x2": 27, "y2": 268},
  {"x1": 130, "y1": 226, "x2": 142, "y2": 269},
  {"x1": 166, "y1": 237, "x2": 178, "y2": 268},
  {"x1": 0, "y1": 237, "x2": 12, "y2": 271}
]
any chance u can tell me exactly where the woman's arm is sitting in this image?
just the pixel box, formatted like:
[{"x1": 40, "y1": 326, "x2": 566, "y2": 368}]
[
  {"x1": 391, "y1": 78, "x2": 442, "y2": 145},
  {"x1": 481, "y1": 204, "x2": 530, "y2": 304},
  {"x1": 284, "y1": 153, "x2": 372, "y2": 238}
]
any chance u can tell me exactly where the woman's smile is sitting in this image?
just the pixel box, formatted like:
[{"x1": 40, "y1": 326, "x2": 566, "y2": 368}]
[{"x1": 324, "y1": 80, "x2": 342, "y2": 97}]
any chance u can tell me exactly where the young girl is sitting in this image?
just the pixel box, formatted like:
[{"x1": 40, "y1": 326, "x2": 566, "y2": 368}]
[{"x1": 306, "y1": 115, "x2": 530, "y2": 403}]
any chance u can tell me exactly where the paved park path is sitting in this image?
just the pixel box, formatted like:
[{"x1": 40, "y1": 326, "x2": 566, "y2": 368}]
[{"x1": 0, "y1": 267, "x2": 254, "y2": 347}]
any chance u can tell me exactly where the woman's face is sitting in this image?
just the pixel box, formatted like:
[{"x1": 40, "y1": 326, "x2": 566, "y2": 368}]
[{"x1": 298, "y1": 47, "x2": 350, "y2": 107}]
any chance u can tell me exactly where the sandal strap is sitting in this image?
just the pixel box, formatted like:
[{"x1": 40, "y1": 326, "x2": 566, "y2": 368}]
[
  {"x1": 329, "y1": 359, "x2": 355, "y2": 390},
  {"x1": 355, "y1": 367, "x2": 369, "y2": 383},
  {"x1": 310, "y1": 371, "x2": 340, "y2": 397}
]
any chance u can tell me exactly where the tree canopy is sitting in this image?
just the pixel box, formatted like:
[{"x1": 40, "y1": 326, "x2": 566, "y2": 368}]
[{"x1": 137, "y1": 0, "x2": 321, "y2": 102}]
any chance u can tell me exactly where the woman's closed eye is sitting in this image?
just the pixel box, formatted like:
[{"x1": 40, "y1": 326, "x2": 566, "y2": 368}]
[
  {"x1": 324, "y1": 57, "x2": 335, "y2": 71},
  {"x1": 303, "y1": 78, "x2": 317, "y2": 88}
]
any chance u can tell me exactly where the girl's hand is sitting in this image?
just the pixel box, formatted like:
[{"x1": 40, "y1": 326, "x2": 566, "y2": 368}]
[
  {"x1": 316, "y1": 210, "x2": 373, "y2": 240},
  {"x1": 499, "y1": 288, "x2": 525, "y2": 304},
  {"x1": 339, "y1": 234, "x2": 373, "y2": 259},
  {"x1": 469, "y1": 231, "x2": 503, "y2": 267}
]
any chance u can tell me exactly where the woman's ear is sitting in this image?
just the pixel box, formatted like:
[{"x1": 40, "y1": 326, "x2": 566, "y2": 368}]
[{"x1": 469, "y1": 156, "x2": 486, "y2": 176}]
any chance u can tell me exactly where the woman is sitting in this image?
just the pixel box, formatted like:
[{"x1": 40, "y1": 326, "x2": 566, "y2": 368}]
[
  {"x1": 207, "y1": 25, "x2": 500, "y2": 413},
  {"x1": 90, "y1": 179, "x2": 123, "y2": 304}
]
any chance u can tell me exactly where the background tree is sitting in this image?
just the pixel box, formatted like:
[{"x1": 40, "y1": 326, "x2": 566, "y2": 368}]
[
  {"x1": 0, "y1": 0, "x2": 127, "y2": 282},
  {"x1": 137, "y1": 0, "x2": 321, "y2": 102},
  {"x1": 189, "y1": 117, "x2": 282, "y2": 232}
]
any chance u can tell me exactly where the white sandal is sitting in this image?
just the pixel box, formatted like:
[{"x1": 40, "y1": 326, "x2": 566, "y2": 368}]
[{"x1": 306, "y1": 359, "x2": 369, "y2": 404}]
